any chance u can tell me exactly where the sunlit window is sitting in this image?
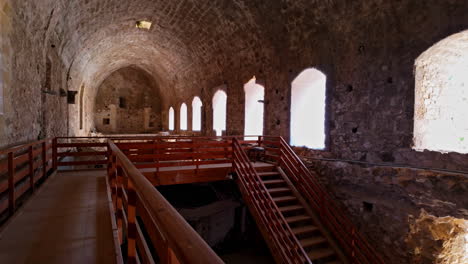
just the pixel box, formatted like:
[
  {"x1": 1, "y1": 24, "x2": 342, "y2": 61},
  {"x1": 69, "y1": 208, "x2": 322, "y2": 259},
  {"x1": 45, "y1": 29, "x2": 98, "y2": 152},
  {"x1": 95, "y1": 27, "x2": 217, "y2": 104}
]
[
  {"x1": 244, "y1": 77, "x2": 264, "y2": 137},
  {"x1": 168, "y1": 107, "x2": 174, "y2": 131},
  {"x1": 414, "y1": 30, "x2": 468, "y2": 153},
  {"x1": 180, "y1": 103, "x2": 187, "y2": 130},
  {"x1": 136, "y1": 20, "x2": 152, "y2": 30},
  {"x1": 290, "y1": 68, "x2": 326, "y2": 149},
  {"x1": 192, "y1": 96, "x2": 203, "y2": 131},
  {"x1": 212, "y1": 90, "x2": 227, "y2": 136}
]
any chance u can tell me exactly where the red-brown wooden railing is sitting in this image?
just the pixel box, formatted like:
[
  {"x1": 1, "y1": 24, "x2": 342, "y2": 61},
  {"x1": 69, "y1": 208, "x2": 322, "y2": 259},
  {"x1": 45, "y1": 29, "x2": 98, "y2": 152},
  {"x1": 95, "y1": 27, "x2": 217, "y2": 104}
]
[
  {"x1": 0, "y1": 138, "x2": 54, "y2": 217},
  {"x1": 107, "y1": 139, "x2": 224, "y2": 264},
  {"x1": 260, "y1": 136, "x2": 385, "y2": 264},
  {"x1": 232, "y1": 138, "x2": 310, "y2": 264}
]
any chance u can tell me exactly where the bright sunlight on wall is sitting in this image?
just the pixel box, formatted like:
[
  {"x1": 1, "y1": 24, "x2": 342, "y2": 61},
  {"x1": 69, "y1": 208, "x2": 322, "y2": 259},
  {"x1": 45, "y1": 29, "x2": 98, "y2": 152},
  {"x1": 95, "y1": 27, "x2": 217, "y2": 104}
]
[
  {"x1": 192, "y1": 96, "x2": 203, "y2": 131},
  {"x1": 290, "y1": 68, "x2": 326, "y2": 149},
  {"x1": 168, "y1": 107, "x2": 174, "y2": 131},
  {"x1": 212, "y1": 90, "x2": 227, "y2": 136},
  {"x1": 244, "y1": 77, "x2": 264, "y2": 137},
  {"x1": 414, "y1": 30, "x2": 468, "y2": 154},
  {"x1": 180, "y1": 103, "x2": 187, "y2": 130}
]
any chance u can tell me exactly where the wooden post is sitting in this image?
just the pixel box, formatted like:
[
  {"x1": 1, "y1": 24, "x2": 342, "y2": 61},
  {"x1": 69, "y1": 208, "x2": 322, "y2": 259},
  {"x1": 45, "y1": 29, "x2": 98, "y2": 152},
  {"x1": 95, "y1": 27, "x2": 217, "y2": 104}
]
[
  {"x1": 194, "y1": 139, "x2": 199, "y2": 174},
  {"x1": 8, "y1": 152, "x2": 15, "y2": 215},
  {"x1": 110, "y1": 154, "x2": 117, "y2": 206},
  {"x1": 127, "y1": 178, "x2": 137, "y2": 264},
  {"x1": 29, "y1": 146, "x2": 34, "y2": 192},
  {"x1": 116, "y1": 165, "x2": 124, "y2": 245},
  {"x1": 166, "y1": 247, "x2": 181, "y2": 264},
  {"x1": 42, "y1": 142, "x2": 47, "y2": 178},
  {"x1": 52, "y1": 138, "x2": 58, "y2": 171},
  {"x1": 351, "y1": 227, "x2": 356, "y2": 264},
  {"x1": 155, "y1": 138, "x2": 160, "y2": 173}
]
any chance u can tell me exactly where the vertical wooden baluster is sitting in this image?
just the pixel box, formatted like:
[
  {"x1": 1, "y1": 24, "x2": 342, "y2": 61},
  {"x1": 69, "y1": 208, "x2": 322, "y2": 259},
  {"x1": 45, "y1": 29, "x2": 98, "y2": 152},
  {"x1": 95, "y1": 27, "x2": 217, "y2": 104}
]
[
  {"x1": 166, "y1": 247, "x2": 180, "y2": 264},
  {"x1": 257, "y1": 136, "x2": 261, "y2": 147},
  {"x1": 52, "y1": 138, "x2": 58, "y2": 171},
  {"x1": 194, "y1": 139, "x2": 199, "y2": 174},
  {"x1": 106, "y1": 143, "x2": 111, "y2": 181},
  {"x1": 110, "y1": 154, "x2": 117, "y2": 207},
  {"x1": 156, "y1": 138, "x2": 160, "y2": 173},
  {"x1": 8, "y1": 152, "x2": 15, "y2": 216},
  {"x1": 351, "y1": 227, "x2": 356, "y2": 264},
  {"x1": 116, "y1": 165, "x2": 124, "y2": 245},
  {"x1": 29, "y1": 146, "x2": 34, "y2": 192},
  {"x1": 126, "y1": 177, "x2": 137, "y2": 264},
  {"x1": 42, "y1": 141, "x2": 47, "y2": 178}
]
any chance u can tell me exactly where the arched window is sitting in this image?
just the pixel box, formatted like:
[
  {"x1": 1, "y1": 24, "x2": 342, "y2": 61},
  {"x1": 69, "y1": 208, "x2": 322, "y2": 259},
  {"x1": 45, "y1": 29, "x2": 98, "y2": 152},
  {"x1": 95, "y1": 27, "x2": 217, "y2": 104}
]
[
  {"x1": 212, "y1": 90, "x2": 227, "y2": 136},
  {"x1": 414, "y1": 30, "x2": 468, "y2": 153},
  {"x1": 168, "y1": 107, "x2": 175, "y2": 131},
  {"x1": 244, "y1": 77, "x2": 264, "y2": 136},
  {"x1": 180, "y1": 103, "x2": 187, "y2": 130},
  {"x1": 192, "y1": 96, "x2": 203, "y2": 131},
  {"x1": 290, "y1": 68, "x2": 326, "y2": 149}
]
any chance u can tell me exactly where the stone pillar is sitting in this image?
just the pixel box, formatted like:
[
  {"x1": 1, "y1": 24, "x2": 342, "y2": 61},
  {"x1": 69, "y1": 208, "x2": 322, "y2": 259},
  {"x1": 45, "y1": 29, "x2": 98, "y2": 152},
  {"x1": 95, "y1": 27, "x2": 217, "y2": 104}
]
[{"x1": 226, "y1": 81, "x2": 244, "y2": 136}]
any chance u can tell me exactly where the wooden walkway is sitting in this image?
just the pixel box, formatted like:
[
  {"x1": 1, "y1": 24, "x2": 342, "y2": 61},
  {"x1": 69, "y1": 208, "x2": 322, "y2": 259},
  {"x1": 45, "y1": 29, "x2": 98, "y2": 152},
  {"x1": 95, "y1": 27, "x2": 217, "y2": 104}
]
[{"x1": 0, "y1": 171, "x2": 118, "y2": 264}]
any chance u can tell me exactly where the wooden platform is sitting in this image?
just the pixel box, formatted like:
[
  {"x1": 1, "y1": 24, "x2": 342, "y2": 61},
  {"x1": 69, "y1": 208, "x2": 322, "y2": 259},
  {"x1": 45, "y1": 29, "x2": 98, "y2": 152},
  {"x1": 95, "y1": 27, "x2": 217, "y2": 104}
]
[
  {"x1": 140, "y1": 161, "x2": 275, "y2": 186},
  {"x1": 0, "y1": 171, "x2": 118, "y2": 264}
]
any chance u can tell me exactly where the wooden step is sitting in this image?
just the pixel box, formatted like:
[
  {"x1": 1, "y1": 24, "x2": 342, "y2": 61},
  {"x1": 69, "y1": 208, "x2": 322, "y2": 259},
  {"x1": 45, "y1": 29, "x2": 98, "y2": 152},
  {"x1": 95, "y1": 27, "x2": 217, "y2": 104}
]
[
  {"x1": 267, "y1": 187, "x2": 290, "y2": 194},
  {"x1": 300, "y1": 236, "x2": 327, "y2": 248},
  {"x1": 279, "y1": 205, "x2": 303, "y2": 213},
  {"x1": 307, "y1": 248, "x2": 335, "y2": 261},
  {"x1": 285, "y1": 215, "x2": 311, "y2": 224},
  {"x1": 262, "y1": 179, "x2": 285, "y2": 185},
  {"x1": 257, "y1": 172, "x2": 280, "y2": 177},
  {"x1": 292, "y1": 225, "x2": 319, "y2": 235},
  {"x1": 272, "y1": 196, "x2": 297, "y2": 203}
]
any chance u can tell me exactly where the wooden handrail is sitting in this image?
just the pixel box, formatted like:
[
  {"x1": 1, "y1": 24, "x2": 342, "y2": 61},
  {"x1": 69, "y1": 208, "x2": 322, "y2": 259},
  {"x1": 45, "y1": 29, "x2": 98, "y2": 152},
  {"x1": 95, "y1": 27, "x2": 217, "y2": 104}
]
[
  {"x1": 276, "y1": 137, "x2": 385, "y2": 264},
  {"x1": 108, "y1": 140, "x2": 224, "y2": 264},
  {"x1": 231, "y1": 138, "x2": 309, "y2": 264},
  {"x1": 0, "y1": 138, "x2": 54, "y2": 217}
]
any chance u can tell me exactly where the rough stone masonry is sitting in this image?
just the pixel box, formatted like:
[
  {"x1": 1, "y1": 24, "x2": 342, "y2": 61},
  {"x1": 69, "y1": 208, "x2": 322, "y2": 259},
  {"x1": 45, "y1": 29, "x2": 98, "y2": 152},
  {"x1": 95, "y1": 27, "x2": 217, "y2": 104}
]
[{"x1": 1, "y1": 1, "x2": 468, "y2": 263}]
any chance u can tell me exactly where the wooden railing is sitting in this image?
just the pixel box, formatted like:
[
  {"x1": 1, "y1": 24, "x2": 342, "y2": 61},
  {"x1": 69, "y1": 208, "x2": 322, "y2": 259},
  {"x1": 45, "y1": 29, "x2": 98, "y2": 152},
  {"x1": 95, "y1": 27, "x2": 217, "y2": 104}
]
[
  {"x1": 107, "y1": 139, "x2": 224, "y2": 264},
  {"x1": 0, "y1": 138, "x2": 54, "y2": 217},
  {"x1": 232, "y1": 138, "x2": 309, "y2": 264},
  {"x1": 261, "y1": 136, "x2": 385, "y2": 264}
]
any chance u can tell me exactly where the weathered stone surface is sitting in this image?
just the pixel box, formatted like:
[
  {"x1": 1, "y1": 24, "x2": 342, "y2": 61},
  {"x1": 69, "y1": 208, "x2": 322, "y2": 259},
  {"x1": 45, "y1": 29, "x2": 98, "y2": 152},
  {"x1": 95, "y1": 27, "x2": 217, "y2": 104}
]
[
  {"x1": 407, "y1": 210, "x2": 468, "y2": 264},
  {"x1": 94, "y1": 66, "x2": 162, "y2": 133},
  {"x1": 0, "y1": 1, "x2": 467, "y2": 263},
  {"x1": 303, "y1": 155, "x2": 468, "y2": 264}
]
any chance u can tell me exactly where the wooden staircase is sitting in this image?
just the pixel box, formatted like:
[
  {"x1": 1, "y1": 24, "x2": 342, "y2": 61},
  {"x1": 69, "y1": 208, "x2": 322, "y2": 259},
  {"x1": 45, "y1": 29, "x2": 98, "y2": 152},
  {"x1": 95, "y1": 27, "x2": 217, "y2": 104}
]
[
  {"x1": 232, "y1": 137, "x2": 385, "y2": 264},
  {"x1": 255, "y1": 164, "x2": 345, "y2": 264}
]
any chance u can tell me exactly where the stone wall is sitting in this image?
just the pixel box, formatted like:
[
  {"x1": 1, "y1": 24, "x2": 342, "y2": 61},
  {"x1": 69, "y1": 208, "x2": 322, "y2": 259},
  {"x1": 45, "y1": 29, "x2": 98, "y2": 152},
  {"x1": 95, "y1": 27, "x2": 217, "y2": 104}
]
[
  {"x1": 296, "y1": 147, "x2": 468, "y2": 264},
  {"x1": 94, "y1": 67, "x2": 162, "y2": 133},
  {"x1": 1, "y1": 1, "x2": 468, "y2": 263}
]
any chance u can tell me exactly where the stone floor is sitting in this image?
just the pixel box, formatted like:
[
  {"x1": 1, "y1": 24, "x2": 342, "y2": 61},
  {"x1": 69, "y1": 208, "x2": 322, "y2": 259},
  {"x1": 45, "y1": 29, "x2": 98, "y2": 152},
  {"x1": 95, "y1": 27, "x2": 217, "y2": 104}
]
[{"x1": 0, "y1": 171, "x2": 118, "y2": 264}]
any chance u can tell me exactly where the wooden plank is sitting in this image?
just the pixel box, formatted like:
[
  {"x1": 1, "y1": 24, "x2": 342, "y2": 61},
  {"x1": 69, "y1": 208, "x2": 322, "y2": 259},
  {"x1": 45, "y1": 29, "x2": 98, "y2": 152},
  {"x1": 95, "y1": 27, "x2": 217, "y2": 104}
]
[
  {"x1": 57, "y1": 160, "x2": 107, "y2": 166},
  {"x1": 56, "y1": 143, "x2": 107, "y2": 148},
  {"x1": 57, "y1": 151, "x2": 107, "y2": 157},
  {"x1": 14, "y1": 152, "x2": 29, "y2": 167},
  {"x1": 8, "y1": 152, "x2": 15, "y2": 215},
  {"x1": 14, "y1": 167, "x2": 30, "y2": 185},
  {"x1": 0, "y1": 199, "x2": 7, "y2": 216},
  {"x1": 0, "y1": 159, "x2": 7, "y2": 174},
  {"x1": 143, "y1": 168, "x2": 230, "y2": 186}
]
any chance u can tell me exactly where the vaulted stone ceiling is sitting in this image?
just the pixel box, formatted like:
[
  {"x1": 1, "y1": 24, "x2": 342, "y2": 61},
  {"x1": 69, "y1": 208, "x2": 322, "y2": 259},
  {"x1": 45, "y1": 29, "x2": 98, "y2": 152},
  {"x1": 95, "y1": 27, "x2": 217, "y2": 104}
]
[{"x1": 19, "y1": 0, "x2": 281, "y2": 104}]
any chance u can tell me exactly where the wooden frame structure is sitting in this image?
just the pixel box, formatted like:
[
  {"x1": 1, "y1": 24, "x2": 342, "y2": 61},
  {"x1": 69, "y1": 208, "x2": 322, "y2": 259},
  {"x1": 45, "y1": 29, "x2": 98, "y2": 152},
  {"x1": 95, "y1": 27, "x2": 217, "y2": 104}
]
[{"x1": 0, "y1": 135, "x2": 385, "y2": 264}]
